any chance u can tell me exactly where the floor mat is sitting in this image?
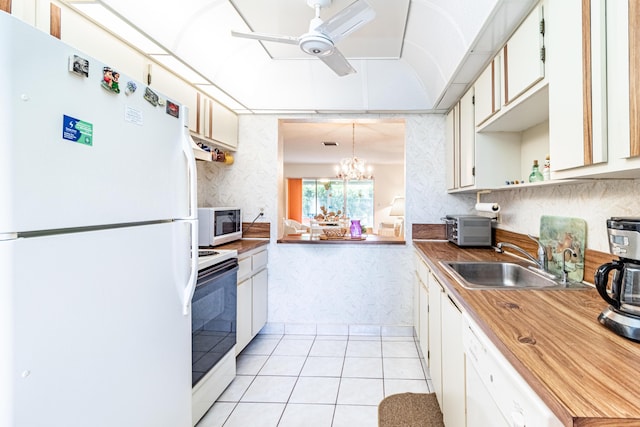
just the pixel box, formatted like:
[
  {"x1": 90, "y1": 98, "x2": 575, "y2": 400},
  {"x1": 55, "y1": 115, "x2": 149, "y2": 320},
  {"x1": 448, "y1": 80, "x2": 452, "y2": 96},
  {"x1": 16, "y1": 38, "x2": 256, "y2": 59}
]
[{"x1": 378, "y1": 392, "x2": 444, "y2": 427}]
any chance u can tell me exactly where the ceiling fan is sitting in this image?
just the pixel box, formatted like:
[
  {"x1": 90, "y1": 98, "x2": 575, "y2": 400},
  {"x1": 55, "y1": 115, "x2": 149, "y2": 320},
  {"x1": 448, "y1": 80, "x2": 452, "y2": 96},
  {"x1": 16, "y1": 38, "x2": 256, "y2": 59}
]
[{"x1": 231, "y1": 0, "x2": 375, "y2": 76}]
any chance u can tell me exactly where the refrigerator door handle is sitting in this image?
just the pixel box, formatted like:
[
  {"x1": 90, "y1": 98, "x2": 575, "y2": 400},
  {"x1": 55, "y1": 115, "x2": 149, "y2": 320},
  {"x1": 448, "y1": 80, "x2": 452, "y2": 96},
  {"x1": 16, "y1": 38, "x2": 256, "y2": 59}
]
[
  {"x1": 181, "y1": 114, "x2": 198, "y2": 315},
  {"x1": 183, "y1": 218, "x2": 199, "y2": 315},
  {"x1": 181, "y1": 123, "x2": 198, "y2": 220}
]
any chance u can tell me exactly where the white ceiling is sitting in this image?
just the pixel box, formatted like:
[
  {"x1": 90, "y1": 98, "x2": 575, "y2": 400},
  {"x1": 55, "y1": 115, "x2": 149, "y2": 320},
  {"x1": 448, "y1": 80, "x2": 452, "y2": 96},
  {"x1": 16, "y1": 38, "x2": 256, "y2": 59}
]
[
  {"x1": 229, "y1": 0, "x2": 409, "y2": 61},
  {"x1": 281, "y1": 120, "x2": 406, "y2": 165},
  {"x1": 67, "y1": 0, "x2": 538, "y2": 114},
  {"x1": 64, "y1": 0, "x2": 538, "y2": 164}
]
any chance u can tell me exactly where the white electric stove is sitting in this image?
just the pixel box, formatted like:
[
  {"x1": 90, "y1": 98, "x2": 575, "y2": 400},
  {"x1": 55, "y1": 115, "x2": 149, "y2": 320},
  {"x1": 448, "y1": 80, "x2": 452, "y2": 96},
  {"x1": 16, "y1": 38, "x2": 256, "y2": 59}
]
[
  {"x1": 192, "y1": 247, "x2": 239, "y2": 425},
  {"x1": 197, "y1": 248, "x2": 238, "y2": 270}
]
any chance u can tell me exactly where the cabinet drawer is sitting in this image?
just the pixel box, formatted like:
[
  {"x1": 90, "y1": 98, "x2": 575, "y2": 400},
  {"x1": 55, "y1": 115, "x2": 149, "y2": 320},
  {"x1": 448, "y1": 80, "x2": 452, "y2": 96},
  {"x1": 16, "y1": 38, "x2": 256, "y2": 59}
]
[
  {"x1": 252, "y1": 249, "x2": 268, "y2": 271},
  {"x1": 238, "y1": 256, "x2": 252, "y2": 280}
]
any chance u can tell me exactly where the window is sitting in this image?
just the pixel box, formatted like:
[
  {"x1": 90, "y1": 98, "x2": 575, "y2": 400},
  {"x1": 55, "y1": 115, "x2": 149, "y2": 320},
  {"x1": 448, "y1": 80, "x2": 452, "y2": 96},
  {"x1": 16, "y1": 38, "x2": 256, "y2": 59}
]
[{"x1": 301, "y1": 179, "x2": 374, "y2": 228}]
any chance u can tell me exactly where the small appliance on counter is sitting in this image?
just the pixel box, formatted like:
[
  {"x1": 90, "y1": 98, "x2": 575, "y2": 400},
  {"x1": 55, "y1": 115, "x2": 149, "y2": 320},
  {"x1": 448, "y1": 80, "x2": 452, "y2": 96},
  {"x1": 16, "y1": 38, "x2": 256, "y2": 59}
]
[
  {"x1": 595, "y1": 217, "x2": 640, "y2": 341},
  {"x1": 198, "y1": 207, "x2": 242, "y2": 246},
  {"x1": 443, "y1": 215, "x2": 492, "y2": 247}
]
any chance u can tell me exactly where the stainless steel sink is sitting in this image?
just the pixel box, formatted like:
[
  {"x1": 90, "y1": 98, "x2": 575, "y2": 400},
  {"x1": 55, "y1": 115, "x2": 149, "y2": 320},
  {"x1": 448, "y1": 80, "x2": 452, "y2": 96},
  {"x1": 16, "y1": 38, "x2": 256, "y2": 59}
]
[{"x1": 439, "y1": 261, "x2": 590, "y2": 290}]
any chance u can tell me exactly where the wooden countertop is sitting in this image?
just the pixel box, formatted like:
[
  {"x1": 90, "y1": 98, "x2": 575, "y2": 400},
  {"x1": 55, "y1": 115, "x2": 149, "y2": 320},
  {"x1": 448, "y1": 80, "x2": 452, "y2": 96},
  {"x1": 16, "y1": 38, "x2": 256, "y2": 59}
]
[
  {"x1": 210, "y1": 238, "x2": 269, "y2": 255},
  {"x1": 414, "y1": 241, "x2": 640, "y2": 427},
  {"x1": 278, "y1": 234, "x2": 405, "y2": 244}
]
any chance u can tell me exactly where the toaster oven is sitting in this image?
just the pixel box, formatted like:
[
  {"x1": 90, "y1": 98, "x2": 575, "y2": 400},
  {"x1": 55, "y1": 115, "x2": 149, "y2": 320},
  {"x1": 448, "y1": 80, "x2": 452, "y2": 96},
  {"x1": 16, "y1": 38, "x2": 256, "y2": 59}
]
[{"x1": 444, "y1": 215, "x2": 492, "y2": 247}]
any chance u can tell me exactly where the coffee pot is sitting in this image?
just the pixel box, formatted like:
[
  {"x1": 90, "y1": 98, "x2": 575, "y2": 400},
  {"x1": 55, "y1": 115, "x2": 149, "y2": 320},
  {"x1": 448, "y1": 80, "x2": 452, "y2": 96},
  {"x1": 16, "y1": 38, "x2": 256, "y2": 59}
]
[{"x1": 595, "y1": 217, "x2": 640, "y2": 341}]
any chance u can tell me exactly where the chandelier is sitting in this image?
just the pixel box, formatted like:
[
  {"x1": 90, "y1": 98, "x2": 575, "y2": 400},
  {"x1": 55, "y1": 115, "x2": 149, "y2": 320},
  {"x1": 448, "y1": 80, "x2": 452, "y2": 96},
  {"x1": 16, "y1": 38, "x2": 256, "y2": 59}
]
[{"x1": 335, "y1": 123, "x2": 373, "y2": 180}]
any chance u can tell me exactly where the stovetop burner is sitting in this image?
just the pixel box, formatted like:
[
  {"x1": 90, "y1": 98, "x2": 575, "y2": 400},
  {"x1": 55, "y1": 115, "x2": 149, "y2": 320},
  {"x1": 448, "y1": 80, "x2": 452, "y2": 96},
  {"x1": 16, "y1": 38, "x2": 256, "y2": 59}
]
[
  {"x1": 198, "y1": 250, "x2": 219, "y2": 257},
  {"x1": 197, "y1": 248, "x2": 238, "y2": 271}
]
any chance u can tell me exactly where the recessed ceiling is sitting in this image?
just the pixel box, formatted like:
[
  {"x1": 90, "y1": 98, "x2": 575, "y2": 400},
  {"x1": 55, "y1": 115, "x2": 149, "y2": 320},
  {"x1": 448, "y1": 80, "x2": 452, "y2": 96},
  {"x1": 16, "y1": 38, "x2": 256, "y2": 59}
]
[
  {"x1": 229, "y1": 0, "x2": 409, "y2": 60},
  {"x1": 282, "y1": 120, "x2": 405, "y2": 165},
  {"x1": 64, "y1": 0, "x2": 538, "y2": 113}
]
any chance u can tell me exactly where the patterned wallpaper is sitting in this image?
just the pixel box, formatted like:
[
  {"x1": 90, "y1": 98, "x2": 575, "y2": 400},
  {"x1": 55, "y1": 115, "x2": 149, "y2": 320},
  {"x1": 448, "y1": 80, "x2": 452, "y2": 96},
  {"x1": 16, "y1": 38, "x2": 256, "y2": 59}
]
[
  {"x1": 481, "y1": 179, "x2": 640, "y2": 253},
  {"x1": 196, "y1": 113, "x2": 638, "y2": 327},
  {"x1": 196, "y1": 113, "x2": 467, "y2": 328}
]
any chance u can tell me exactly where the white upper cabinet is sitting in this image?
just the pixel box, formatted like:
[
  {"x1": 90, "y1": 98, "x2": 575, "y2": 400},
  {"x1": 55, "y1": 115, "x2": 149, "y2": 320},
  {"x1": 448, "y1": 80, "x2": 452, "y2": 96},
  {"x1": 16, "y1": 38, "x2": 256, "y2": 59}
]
[
  {"x1": 447, "y1": 1, "x2": 551, "y2": 193},
  {"x1": 190, "y1": 94, "x2": 238, "y2": 152},
  {"x1": 550, "y1": 0, "x2": 640, "y2": 179},
  {"x1": 445, "y1": 106, "x2": 459, "y2": 191},
  {"x1": 446, "y1": 87, "x2": 475, "y2": 192},
  {"x1": 207, "y1": 99, "x2": 239, "y2": 150},
  {"x1": 630, "y1": 1, "x2": 640, "y2": 159},
  {"x1": 474, "y1": 54, "x2": 502, "y2": 127},
  {"x1": 459, "y1": 88, "x2": 476, "y2": 188},
  {"x1": 504, "y1": 4, "x2": 545, "y2": 105},
  {"x1": 607, "y1": 1, "x2": 640, "y2": 163},
  {"x1": 476, "y1": 2, "x2": 548, "y2": 135},
  {"x1": 548, "y1": 0, "x2": 608, "y2": 173}
]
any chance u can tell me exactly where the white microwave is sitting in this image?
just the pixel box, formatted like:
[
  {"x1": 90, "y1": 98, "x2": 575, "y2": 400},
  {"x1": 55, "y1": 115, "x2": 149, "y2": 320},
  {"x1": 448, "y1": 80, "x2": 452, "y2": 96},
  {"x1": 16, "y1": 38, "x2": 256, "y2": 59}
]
[{"x1": 198, "y1": 207, "x2": 242, "y2": 247}]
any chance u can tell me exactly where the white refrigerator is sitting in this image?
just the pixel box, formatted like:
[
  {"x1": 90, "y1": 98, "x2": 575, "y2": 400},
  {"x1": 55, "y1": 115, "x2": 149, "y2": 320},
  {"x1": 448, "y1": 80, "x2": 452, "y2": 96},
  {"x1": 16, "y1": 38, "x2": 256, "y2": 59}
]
[{"x1": 0, "y1": 13, "x2": 198, "y2": 427}]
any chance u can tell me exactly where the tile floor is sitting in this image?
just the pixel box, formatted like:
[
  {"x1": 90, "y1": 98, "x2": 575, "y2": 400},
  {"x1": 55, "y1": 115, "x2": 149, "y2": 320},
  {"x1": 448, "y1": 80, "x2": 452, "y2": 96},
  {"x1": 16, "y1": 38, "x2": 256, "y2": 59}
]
[{"x1": 196, "y1": 333, "x2": 433, "y2": 427}]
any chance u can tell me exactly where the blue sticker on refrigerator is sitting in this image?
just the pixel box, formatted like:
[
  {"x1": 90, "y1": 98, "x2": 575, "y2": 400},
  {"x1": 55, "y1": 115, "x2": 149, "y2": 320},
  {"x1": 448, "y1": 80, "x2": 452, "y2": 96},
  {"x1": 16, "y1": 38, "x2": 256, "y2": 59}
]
[{"x1": 62, "y1": 114, "x2": 93, "y2": 146}]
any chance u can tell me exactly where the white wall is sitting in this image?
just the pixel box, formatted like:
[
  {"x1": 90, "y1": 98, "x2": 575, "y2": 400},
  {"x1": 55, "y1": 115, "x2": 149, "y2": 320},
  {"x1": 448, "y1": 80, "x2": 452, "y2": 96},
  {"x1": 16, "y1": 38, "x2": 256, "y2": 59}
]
[
  {"x1": 197, "y1": 112, "x2": 639, "y2": 329},
  {"x1": 197, "y1": 113, "x2": 471, "y2": 329},
  {"x1": 197, "y1": 115, "x2": 278, "y2": 222},
  {"x1": 482, "y1": 179, "x2": 640, "y2": 253}
]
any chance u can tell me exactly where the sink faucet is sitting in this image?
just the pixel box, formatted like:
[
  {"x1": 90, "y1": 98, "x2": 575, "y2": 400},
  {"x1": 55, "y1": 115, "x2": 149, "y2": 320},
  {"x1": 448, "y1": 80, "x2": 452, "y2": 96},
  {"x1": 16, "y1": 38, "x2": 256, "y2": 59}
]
[
  {"x1": 561, "y1": 247, "x2": 577, "y2": 284},
  {"x1": 527, "y1": 234, "x2": 549, "y2": 272},
  {"x1": 496, "y1": 234, "x2": 548, "y2": 272}
]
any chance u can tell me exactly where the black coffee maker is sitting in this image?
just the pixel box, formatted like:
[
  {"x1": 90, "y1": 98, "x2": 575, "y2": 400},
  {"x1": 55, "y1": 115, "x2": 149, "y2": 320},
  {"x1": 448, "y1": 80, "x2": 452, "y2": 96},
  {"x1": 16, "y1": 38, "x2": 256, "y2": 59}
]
[{"x1": 595, "y1": 217, "x2": 640, "y2": 341}]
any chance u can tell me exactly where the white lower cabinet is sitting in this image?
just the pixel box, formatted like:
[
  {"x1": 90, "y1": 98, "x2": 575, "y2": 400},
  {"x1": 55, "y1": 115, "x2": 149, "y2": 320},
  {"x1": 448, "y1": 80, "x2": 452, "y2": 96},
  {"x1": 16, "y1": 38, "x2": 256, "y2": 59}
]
[
  {"x1": 414, "y1": 252, "x2": 430, "y2": 362},
  {"x1": 418, "y1": 279, "x2": 429, "y2": 364},
  {"x1": 251, "y1": 269, "x2": 268, "y2": 334},
  {"x1": 441, "y1": 293, "x2": 465, "y2": 427},
  {"x1": 415, "y1": 250, "x2": 560, "y2": 427},
  {"x1": 422, "y1": 267, "x2": 465, "y2": 427},
  {"x1": 236, "y1": 247, "x2": 268, "y2": 354},
  {"x1": 427, "y1": 271, "x2": 443, "y2": 404},
  {"x1": 236, "y1": 277, "x2": 253, "y2": 354}
]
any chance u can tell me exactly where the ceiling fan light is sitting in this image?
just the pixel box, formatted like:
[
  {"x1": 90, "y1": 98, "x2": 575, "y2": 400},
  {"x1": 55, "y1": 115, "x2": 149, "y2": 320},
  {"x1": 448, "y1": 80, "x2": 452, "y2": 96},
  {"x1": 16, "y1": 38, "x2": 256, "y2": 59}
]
[{"x1": 300, "y1": 34, "x2": 335, "y2": 56}]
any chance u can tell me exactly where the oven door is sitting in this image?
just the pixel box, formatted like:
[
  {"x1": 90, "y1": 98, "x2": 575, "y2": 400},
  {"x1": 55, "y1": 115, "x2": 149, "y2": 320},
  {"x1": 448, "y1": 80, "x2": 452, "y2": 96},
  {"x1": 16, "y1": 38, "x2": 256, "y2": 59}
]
[{"x1": 191, "y1": 257, "x2": 238, "y2": 387}]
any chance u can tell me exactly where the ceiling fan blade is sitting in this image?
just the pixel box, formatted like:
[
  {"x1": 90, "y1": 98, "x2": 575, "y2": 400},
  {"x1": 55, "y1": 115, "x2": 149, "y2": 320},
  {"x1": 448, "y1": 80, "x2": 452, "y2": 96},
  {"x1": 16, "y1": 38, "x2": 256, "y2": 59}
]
[
  {"x1": 315, "y1": 0, "x2": 376, "y2": 44},
  {"x1": 231, "y1": 30, "x2": 299, "y2": 45},
  {"x1": 319, "y1": 48, "x2": 356, "y2": 76}
]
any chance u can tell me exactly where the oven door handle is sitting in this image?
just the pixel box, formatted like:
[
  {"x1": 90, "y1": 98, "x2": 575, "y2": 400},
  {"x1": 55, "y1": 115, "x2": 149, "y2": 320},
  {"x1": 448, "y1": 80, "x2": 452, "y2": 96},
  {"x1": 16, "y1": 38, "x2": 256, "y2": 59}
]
[{"x1": 197, "y1": 258, "x2": 239, "y2": 286}]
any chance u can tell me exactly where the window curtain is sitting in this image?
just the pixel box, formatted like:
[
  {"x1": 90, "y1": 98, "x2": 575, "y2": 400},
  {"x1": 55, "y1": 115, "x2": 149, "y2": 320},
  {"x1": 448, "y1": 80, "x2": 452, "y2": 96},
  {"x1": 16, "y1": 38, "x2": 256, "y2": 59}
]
[{"x1": 287, "y1": 179, "x2": 302, "y2": 222}]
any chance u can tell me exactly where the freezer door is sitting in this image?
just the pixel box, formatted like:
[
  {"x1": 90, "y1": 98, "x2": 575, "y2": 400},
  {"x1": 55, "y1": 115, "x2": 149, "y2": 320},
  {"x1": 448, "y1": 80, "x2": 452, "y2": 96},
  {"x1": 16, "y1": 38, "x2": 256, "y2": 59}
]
[
  {"x1": 0, "y1": 13, "x2": 191, "y2": 233},
  {"x1": 0, "y1": 223, "x2": 192, "y2": 427}
]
